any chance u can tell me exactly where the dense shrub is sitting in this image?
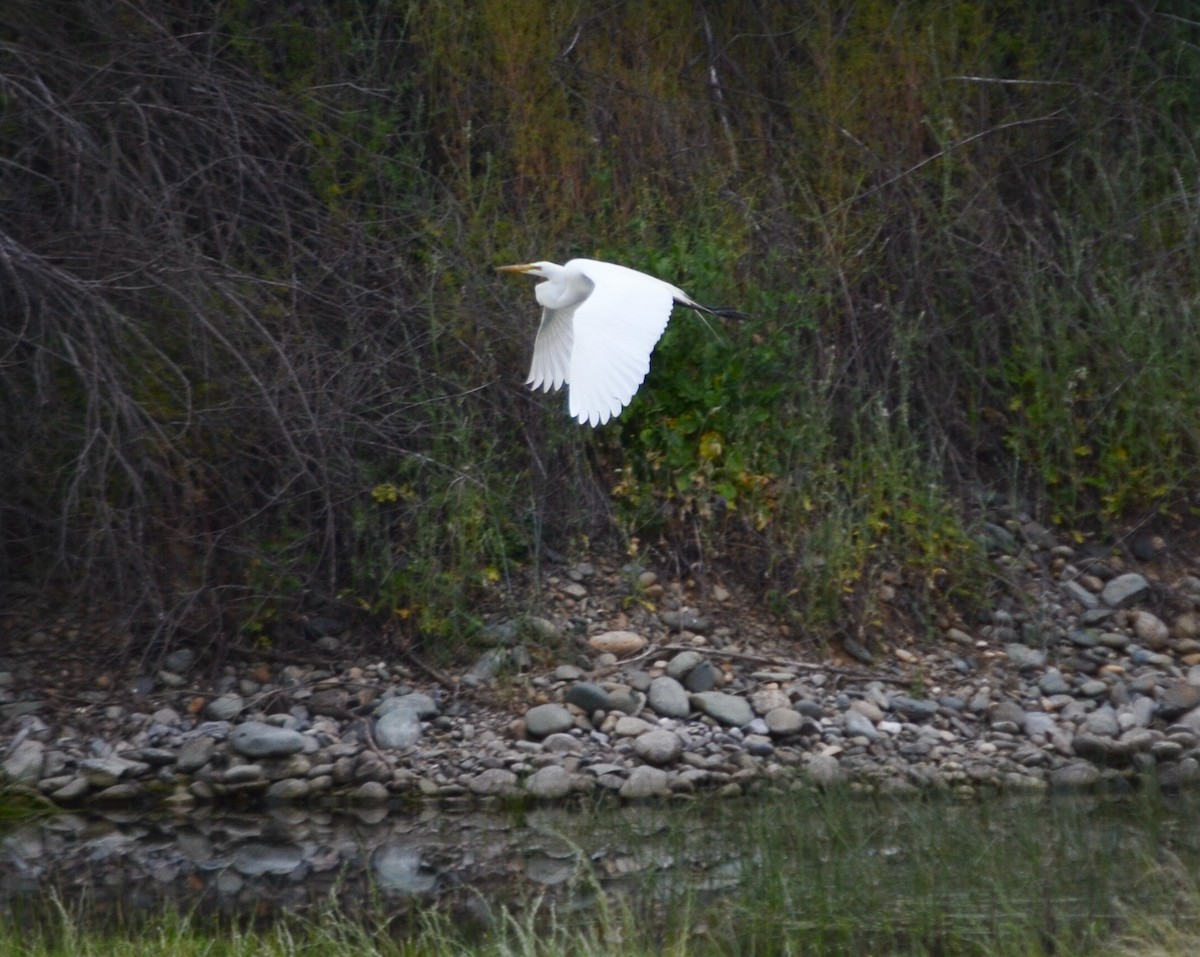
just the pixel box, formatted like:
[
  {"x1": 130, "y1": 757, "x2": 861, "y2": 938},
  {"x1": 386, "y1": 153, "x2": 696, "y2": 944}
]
[{"x1": 2, "y1": 0, "x2": 1197, "y2": 654}]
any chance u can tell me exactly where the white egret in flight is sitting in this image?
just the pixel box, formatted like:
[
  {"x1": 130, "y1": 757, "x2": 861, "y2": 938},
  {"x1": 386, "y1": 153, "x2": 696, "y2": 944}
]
[{"x1": 498, "y1": 258, "x2": 743, "y2": 426}]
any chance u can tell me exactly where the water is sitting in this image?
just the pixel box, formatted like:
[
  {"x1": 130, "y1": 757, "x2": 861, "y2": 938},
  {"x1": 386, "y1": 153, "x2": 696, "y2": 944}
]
[
  {"x1": 2, "y1": 788, "x2": 1198, "y2": 949},
  {"x1": 0, "y1": 799, "x2": 733, "y2": 926}
]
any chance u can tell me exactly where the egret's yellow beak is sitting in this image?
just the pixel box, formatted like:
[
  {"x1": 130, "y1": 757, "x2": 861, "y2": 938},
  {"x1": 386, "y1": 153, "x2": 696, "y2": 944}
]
[{"x1": 496, "y1": 263, "x2": 535, "y2": 274}]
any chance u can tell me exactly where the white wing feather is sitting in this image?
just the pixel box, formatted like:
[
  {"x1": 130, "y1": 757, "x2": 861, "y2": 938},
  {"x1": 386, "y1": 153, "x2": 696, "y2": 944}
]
[
  {"x1": 565, "y1": 259, "x2": 680, "y2": 426},
  {"x1": 526, "y1": 306, "x2": 573, "y2": 393}
]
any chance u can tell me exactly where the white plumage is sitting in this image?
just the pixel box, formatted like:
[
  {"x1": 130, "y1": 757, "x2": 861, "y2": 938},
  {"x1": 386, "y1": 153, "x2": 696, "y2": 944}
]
[{"x1": 499, "y1": 258, "x2": 737, "y2": 426}]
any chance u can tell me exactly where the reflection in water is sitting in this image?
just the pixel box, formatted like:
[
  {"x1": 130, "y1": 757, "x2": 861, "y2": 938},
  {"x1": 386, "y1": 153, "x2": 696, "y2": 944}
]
[
  {"x1": 0, "y1": 801, "x2": 726, "y2": 924},
  {"x1": 2, "y1": 791, "x2": 1199, "y2": 941}
]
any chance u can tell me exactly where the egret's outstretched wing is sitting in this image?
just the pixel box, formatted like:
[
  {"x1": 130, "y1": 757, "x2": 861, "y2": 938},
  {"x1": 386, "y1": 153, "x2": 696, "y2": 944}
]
[
  {"x1": 566, "y1": 259, "x2": 679, "y2": 426},
  {"x1": 526, "y1": 305, "x2": 574, "y2": 393}
]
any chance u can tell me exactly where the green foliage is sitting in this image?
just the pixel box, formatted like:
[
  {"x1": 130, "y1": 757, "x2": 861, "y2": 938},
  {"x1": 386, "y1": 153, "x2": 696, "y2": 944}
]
[
  {"x1": 994, "y1": 135, "x2": 1200, "y2": 525},
  {"x1": 349, "y1": 431, "x2": 523, "y2": 651},
  {"x1": 3, "y1": 0, "x2": 1200, "y2": 653}
]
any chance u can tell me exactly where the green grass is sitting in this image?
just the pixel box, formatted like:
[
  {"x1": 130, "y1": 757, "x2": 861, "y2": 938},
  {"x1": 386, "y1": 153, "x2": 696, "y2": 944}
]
[
  {"x1": 8, "y1": 905, "x2": 1197, "y2": 957},
  {"x1": 0, "y1": 785, "x2": 56, "y2": 824}
]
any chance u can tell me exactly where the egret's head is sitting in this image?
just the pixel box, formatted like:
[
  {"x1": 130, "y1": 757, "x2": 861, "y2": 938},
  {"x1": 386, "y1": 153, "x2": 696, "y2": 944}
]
[{"x1": 496, "y1": 261, "x2": 557, "y2": 280}]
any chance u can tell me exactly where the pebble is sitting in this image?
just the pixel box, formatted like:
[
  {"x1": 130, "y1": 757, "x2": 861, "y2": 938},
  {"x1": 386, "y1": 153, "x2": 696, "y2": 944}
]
[
  {"x1": 524, "y1": 704, "x2": 575, "y2": 738},
  {"x1": 230, "y1": 722, "x2": 305, "y2": 758},
  {"x1": 1159, "y1": 683, "x2": 1200, "y2": 718},
  {"x1": 1084, "y1": 707, "x2": 1119, "y2": 737},
  {"x1": 619, "y1": 766, "x2": 669, "y2": 799},
  {"x1": 844, "y1": 709, "x2": 879, "y2": 740},
  {"x1": 606, "y1": 687, "x2": 643, "y2": 714},
  {"x1": 525, "y1": 764, "x2": 572, "y2": 799},
  {"x1": 1039, "y1": 670, "x2": 1071, "y2": 695},
  {"x1": 764, "y1": 707, "x2": 807, "y2": 737},
  {"x1": 647, "y1": 676, "x2": 690, "y2": 718},
  {"x1": 1062, "y1": 580, "x2": 1100, "y2": 609},
  {"x1": 223, "y1": 764, "x2": 264, "y2": 784},
  {"x1": 1159, "y1": 757, "x2": 1200, "y2": 789},
  {"x1": 1131, "y1": 611, "x2": 1170, "y2": 649},
  {"x1": 683, "y1": 660, "x2": 718, "y2": 692},
  {"x1": 660, "y1": 611, "x2": 710, "y2": 633},
  {"x1": 1049, "y1": 762, "x2": 1101, "y2": 789},
  {"x1": 666, "y1": 651, "x2": 706, "y2": 680},
  {"x1": 378, "y1": 692, "x2": 438, "y2": 719},
  {"x1": 91, "y1": 783, "x2": 145, "y2": 804},
  {"x1": 468, "y1": 768, "x2": 519, "y2": 797},
  {"x1": 990, "y1": 700, "x2": 1026, "y2": 732},
  {"x1": 689, "y1": 691, "x2": 753, "y2": 727},
  {"x1": 751, "y1": 689, "x2": 791, "y2": 715},
  {"x1": 176, "y1": 735, "x2": 216, "y2": 773},
  {"x1": 806, "y1": 753, "x2": 843, "y2": 786},
  {"x1": 206, "y1": 693, "x2": 245, "y2": 721},
  {"x1": 1, "y1": 739, "x2": 44, "y2": 785},
  {"x1": 79, "y1": 756, "x2": 145, "y2": 787},
  {"x1": 891, "y1": 696, "x2": 939, "y2": 722},
  {"x1": 564, "y1": 682, "x2": 613, "y2": 713},
  {"x1": 1101, "y1": 573, "x2": 1150, "y2": 608},
  {"x1": 349, "y1": 781, "x2": 390, "y2": 804},
  {"x1": 542, "y1": 732, "x2": 583, "y2": 753},
  {"x1": 375, "y1": 709, "x2": 422, "y2": 750},
  {"x1": 613, "y1": 715, "x2": 652, "y2": 736},
  {"x1": 588, "y1": 631, "x2": 646, "y2": 657},
  {"x1": 1006, "y1": 644, "x2": 1046, "y2": 670},
  {"x1": 633, "y1": 729, "x2": 683, "y2": 766},
  {"x1": 164, "y1": 649, "x2": 195, "y2": 673},
  {"x1": 49, "y1": 776, "x2": 91, "y2": 802},
  {"x1": 851, "y1": 698, "x2": 884, "y2": 722}
]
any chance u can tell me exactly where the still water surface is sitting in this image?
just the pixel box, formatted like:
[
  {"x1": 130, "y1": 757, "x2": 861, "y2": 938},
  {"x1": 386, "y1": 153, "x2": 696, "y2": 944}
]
[{"x1": 2, "y1": 788, "x2": 1198, "y2": 945}]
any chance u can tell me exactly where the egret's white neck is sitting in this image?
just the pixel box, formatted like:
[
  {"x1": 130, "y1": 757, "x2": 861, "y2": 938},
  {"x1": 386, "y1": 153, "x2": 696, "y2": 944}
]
[{"x1": 533, "y1": 261, "x2": 593, "y2": 311}]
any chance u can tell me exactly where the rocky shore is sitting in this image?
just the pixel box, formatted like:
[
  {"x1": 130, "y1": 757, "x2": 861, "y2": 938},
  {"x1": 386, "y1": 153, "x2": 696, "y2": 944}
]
[{"x1": 5, "y1": 518, "x2": 1200, "y2": 808}]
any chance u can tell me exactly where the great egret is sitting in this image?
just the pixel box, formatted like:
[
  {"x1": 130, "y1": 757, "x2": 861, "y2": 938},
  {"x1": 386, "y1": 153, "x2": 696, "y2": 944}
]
[{"x1": 498, "y1": 258, "x2": 743, "y2": 426}]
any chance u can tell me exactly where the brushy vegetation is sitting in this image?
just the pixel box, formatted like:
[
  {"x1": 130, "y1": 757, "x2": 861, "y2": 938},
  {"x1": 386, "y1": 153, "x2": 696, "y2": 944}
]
[
  {"x1": 4, "y1": 791, "x2": 1200, "y2": 956},
  {"x1": 2, "y1": 1, "x2": 1198, "y2": 657}
]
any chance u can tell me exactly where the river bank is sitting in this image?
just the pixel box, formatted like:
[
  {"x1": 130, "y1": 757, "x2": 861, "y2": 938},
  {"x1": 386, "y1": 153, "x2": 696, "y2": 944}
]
[{"x1": 4, "y1": 516, "x2": 1200, "y2": 808}]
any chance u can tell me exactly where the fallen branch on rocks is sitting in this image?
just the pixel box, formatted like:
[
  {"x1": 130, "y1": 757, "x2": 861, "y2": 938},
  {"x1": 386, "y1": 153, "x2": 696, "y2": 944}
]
[{"x1": 649, "y1": 644, "x2": 913, "y2": 686}]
